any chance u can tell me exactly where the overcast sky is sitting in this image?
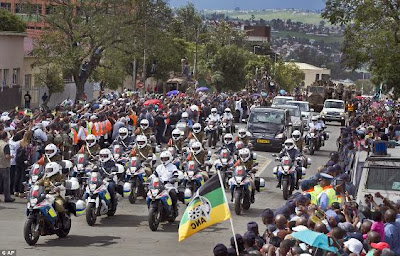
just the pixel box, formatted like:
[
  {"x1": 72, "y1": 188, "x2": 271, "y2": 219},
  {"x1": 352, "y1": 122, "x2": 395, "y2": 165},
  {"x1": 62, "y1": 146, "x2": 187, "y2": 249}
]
[{"x1": 168, "y1": 0, "x2": 326, "y2": 11}]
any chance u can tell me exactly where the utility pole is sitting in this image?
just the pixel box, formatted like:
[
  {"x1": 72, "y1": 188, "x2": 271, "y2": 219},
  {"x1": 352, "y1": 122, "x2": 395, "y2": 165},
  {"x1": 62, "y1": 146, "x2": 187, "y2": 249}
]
[
  {"x1": 133, "y1": 38, "x2": 137, "y2": 91},
  {"x1": 142, "y1": 24, "x2": 147, "y2": 95},
  {"x1": 194, "y1": 27, "x2": 199, "y2": 86}
]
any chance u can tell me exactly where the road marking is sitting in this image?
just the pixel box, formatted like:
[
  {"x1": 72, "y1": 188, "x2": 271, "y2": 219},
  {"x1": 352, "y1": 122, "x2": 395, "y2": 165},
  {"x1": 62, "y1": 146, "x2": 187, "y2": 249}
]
[{"x1": 256, "y1": 155, "x2": 272, "y2": 177}]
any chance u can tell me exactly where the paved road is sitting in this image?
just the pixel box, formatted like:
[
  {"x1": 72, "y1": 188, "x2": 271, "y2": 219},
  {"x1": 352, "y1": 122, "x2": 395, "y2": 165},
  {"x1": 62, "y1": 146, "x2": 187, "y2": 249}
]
[{"x1": 0, "y1": 123, "x2": 341, "y2": 256}]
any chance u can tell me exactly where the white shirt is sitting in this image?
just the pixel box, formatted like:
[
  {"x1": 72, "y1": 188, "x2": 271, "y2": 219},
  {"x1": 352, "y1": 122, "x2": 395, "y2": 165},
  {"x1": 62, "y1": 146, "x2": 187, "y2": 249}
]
[
  {"x1": 9, "y1": 139, "x2": 20, "y2": 166},
  {"x1": 155, "y1": 163, "x2": 177, "y2": 183}
]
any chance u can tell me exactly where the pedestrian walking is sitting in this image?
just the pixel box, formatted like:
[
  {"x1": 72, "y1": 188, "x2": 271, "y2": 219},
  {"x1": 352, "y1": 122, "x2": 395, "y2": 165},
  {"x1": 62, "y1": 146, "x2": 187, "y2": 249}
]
[
  {"x1": 24, "y1": 91, "x2": 32, "y2": 109},
  {"x1": 0, "y1": 131, "x2": 14, "y2": 202}
]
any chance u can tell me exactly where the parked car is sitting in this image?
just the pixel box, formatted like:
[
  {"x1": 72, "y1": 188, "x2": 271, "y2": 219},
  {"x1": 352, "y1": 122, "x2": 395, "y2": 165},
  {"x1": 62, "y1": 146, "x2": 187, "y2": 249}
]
[
  {"x1": 247, "y1": 107, "x2": 292, "y2": 152},
  {"x1": 320, "y1": 99, "x2": 347, "y2": 126},
  {"x1": 271, "y1": 96, "x2": 294, "y2": 107},
  {"x1": 286, "y1": 100, "x2": 313, "y2": 130},
  {"x1": 273, "y1": 105, "x2": 303, "y2": 135}
]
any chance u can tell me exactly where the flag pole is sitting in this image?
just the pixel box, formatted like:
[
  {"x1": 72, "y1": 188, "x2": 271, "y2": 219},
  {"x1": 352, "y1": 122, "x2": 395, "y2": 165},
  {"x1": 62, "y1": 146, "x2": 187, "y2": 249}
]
[{"x1": 217, "y1": 170, "x2": 239, "y2": 256}]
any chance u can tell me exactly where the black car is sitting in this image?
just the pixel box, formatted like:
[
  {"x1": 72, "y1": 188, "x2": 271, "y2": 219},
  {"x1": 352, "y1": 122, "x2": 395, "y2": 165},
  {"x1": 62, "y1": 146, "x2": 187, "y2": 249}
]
[{"x1": 247, "y1": 107, "x2": 292, "y2": 152}]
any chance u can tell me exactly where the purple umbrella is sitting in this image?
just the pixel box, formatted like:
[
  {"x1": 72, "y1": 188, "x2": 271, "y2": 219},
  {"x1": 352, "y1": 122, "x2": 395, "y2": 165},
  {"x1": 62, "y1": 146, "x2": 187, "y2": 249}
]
[
  {"x1": 196, "y1": 87, "x2": 209, "y2": 92},
  {"x1": 166, "y1": 90, "x2": 180, "y2": 96}
]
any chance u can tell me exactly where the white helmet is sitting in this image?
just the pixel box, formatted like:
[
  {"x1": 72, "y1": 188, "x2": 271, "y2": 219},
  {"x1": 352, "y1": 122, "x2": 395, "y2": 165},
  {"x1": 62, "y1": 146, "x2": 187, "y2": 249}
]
[
  {"x1": 182, "y1": 112, "x2": 189, "y2": 119},
  {"x1": 311, "y1": 116, "x2": 318, "y2": 122},
  {"x1": 86, "y1": 134, "x2": 96, "y2": 147},
  {"x1": 136, "y1": 135, "x2": 147, "y2": 149},
  {"x1": 292, "y1": 130, "x2": 301, "y2": 142},
  {"x1": 224, "y1": 133, "x2": 233, "y2": 144},
  {"x1": 172, "y1": 129, "x2": 182, "y2": 141},
  {"x1": 284, "y1": 139, "x2": 295, "y2": 150},
  {"x1": 75, "y1": 200, "x2": 86, "y2": 216},
  {"x1": 176, "y1": 122, "x2": 186, "y2": 133},
  {"x1": 140, "y1": 119, "x2": 149, "y2": 130},
  {"x1": 211, "y1": 108, "x2": 217, "y2": 114},
  {"x1": 45, "y1": 162, "x2": 61, "y2": 178},
  {"x1": 239, "y1": 148, "x2": 251, "y2": 162},
  {"x1": 192, "y1": 123, "x2": 202, "y2": 134},
  {"x1": 191, "y1": 141, "x2": 202, "y2": 155},
  {"x1": 119, "y1": 127, "x2": 128, "y2": 140},
  {"x1": 160, "y1": 151, "x2": 172, "y2": 166},
  {"x1": 190, "y1": 105, "x2": 199, "y2": 112},
  {"x1": 238, "y1": 128, "x2": 247, "y2": 139},
  {"x1": 45, "y1": 143, "x2": 58, "y2": 159},
  {"x1": 99, "y1": 148, "x2": 112, "y2": 163},
  {"x1": 224, "y1": 108, "x2": 231, "y2": 113}
]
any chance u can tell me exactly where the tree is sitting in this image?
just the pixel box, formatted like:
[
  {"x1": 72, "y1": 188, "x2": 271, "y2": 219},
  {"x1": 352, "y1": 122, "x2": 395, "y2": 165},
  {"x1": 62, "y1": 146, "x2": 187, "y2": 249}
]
[
  {"x1": 274, "y1": 62, "x2": 305, "y2": 92},
  {"x1": 35, "y1": 66, "x2": 64, "y2": 107},
  {"x1": 171, "y1": 3, "x2": 202, "y2": 42},
  {"x1": 0, "y1": 9, "x2": 26, "y2": 32},
  {"x1": 33, "y1": 0, "x2": 170, "y2": 100},
  {"x1": 322, "y1": 0, "x2": 400, "y2": 91}
]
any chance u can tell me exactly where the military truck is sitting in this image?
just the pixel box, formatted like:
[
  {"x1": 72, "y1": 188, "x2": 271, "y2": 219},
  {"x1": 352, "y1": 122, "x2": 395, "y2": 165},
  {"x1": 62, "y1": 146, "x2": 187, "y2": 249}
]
[{"x1": 306, "y1": 81, "x2": 335, "y2": 112}]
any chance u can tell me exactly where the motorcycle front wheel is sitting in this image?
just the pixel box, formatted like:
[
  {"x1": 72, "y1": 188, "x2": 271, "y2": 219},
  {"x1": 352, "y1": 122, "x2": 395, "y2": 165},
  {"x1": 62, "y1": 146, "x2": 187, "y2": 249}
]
[
  {"x1": 24, "y1": 217, "x2": 40, "y2": 245},
  {"x1": 129, "y1": 185, "x2": 138, "y2": 204},
  {"x1": 234, "y1": 190, "x2": 242, "y2": 215},
  {"x1": 56, "y1": 213, "x2": 71, "y2": 238},
  {"x1": 282, "y1": 178, "x2": 289, "y2": 200},
  {"x1": 107, "y1": 193, "x2": 118, "y2": 216},
  {"x1": 309, "y1": 141, "x2": 315, "y2": 155},
  {"x1": 86, "y1": 202, "x2": 97, "y2": 226},
  {"x1": 148, "y1": 205, "x2": 161, "y2": 231}
]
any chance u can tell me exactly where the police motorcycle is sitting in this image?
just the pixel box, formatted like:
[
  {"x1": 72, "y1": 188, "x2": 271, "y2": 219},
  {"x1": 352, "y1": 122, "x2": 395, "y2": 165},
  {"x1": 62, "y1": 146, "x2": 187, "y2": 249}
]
[
  {"x1": 272, "y1": 153, "x2": 306, "y2": 200},
  {"x1": 181, "y1": 160, "x2": 205, "y2": 205},
  {"x1": 25, "y1": 163, "x2": 45, "y2": 190},
  {"x1": 229, "y1": 164, "x2": 264, "y2": 215},
  {"x1": 214, "y1": 148, "x2": 234, "y2": 189},
  {"x1": 24, "y1": 163, "x2": 85, "y2": 245},
  {"x1": 67, "y1": 153, "x2": 95, "y2": 199},
  {"x1": 205, "y1": 119, "x2": 219, "y2": 148},
  {"x1": 125, "y1": 156, "x2": 149, "y2": 204},
  {"x1": 146, "y1": 169, "x2": 183, "y2": 231},
  {"x1": 305, "y1": 128, "x2": 321, "y2": 155},
  {"x1": 84, "y1": 149, "x2": 124, "y2": 226},
  {"x1": 219, "y1": 118, "x2": 233, "y2": 143}
]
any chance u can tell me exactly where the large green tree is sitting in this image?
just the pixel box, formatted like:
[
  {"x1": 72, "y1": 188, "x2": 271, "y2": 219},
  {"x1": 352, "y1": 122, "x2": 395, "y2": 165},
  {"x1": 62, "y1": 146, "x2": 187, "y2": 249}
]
[
  {"x1": 322, "y1": 0, "x2": 400, "y2": 90},
  {"x1": 33, "y1": 0, "x2": 170, "y2": 100},
  {"x1": 170, "y1": 3, "x2": 202, "y2": 42},
  {"x1": 0, "y1": 9, "x2": 26, "y2": 32}
]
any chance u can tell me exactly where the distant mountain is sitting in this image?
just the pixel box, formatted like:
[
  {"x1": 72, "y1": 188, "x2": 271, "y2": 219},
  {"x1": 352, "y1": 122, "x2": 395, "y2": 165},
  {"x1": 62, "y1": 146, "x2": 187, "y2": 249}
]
[{"x1": 168, "y1": 0, "x2": 326, "y2": 11}]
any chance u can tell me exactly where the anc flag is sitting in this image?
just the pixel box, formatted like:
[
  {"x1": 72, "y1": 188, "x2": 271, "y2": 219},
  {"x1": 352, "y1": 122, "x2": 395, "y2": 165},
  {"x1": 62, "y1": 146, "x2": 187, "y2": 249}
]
[{"x1": 178, "y1": 173, "x2": 231, "y2": 241}]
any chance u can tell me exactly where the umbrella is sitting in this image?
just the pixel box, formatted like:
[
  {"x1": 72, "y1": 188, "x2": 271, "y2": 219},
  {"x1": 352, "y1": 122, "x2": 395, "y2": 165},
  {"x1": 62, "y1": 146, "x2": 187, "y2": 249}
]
[
  {"x1": 355, "y1": 96, "x2": 363, "y2": 100},
  {"x1": 292, "y1": 230, "x2": 338, "y2": 253},
  {"x1": 261, "y1": 92, "x2": 268, "y2": 97},
  {"x1": 196, "y1": 87, "x2": 209, "y2": 92},
  {"x1": 280, "y1": 89, "x2": 286, "y2": 95},
  {"x1": 143, "y1": 99, "x2": 163, "y2": 108},
  {"x1": 252, "y1": 93, "x2": 261, "y2": 98},
  {"x1": 166, "y1": 90, "x2": 180, "y2": 96}
]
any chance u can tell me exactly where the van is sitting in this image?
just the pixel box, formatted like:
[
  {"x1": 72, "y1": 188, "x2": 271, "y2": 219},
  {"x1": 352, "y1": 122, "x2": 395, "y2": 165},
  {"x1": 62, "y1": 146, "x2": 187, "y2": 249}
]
[{"x1": 320, "y1": 99, "x2": 347, "y2": 126}]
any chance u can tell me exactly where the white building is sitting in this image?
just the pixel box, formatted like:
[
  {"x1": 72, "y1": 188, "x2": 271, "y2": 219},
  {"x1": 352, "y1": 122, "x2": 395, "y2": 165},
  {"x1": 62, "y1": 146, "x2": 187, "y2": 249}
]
[{"x1": 290, "y1": 62, "x2": 331, "y2": 87}]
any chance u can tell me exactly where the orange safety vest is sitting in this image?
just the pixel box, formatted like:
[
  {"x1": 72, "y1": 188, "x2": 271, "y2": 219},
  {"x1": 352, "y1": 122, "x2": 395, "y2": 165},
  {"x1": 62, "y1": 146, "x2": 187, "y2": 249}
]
[
  {"x1": 105, "y1": 120, "x2": 112, "y2": 133},
  {"x1": 91, "y1": 122, "x2": 97, "y2": 137},
  {"x1": 71, "y1": 128, "x2": 78, "y2": 145}
]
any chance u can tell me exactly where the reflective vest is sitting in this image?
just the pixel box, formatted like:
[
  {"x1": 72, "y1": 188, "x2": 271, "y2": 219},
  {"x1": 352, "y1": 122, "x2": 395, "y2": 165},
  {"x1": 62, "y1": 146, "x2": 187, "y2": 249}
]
[
  {"x1": 347, "y1": 104, "x2": 354, "y2": 112},
  {"x1": 316, "y1": 185, "x2": 340, "y2": 207},
  {"x1": 105, "y1": 120, "x2": 112, "y2": 133},
  {"x1": 305, "y1": 187, "x2": 318, "y2": 205},
  {"x1": 71, "y1": 127, "x2": 78, "y2": 145}
]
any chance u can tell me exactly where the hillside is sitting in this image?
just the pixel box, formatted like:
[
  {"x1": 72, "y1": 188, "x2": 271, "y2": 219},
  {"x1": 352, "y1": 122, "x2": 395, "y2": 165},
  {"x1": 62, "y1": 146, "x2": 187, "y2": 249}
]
[{"x1": 203, "y1": 9, "x2": 326, "y2": 26}]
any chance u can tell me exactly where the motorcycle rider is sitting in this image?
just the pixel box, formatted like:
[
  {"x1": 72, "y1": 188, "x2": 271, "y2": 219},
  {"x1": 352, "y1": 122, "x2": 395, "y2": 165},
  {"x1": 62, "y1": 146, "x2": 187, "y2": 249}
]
[
  {"x1": 130, "y1": 135, "x2": 153, "y2": 176},
  {"x1": 179, "y1": 112, "x2": 193, "y2": 129},
  {"x1": 187, "y1": 122, "x2": 205, "y2": 145},
  {"x1": 168, "y1": 128, "x2": 185, "y2": 154},
  {"x1": 135, "y1": 119, "x2": 153, "y2": 139},
  {"x1": 218, "y1": 133, "x2": 236, "y2": 156},
  {"x1": 155, "y1": 151, "x2": 179, "y2": 217},
  {"x1": 186, "y1": 141, "x2": 210, "y2": 181},
  {"x1": 234, "y1": 148, "x2": 257, "y2": 203},
  {"x1": 41, "y1": 143, "x2": 62, "y2": 165},
  {"x1": 276, "y1": 139, "x2": 303, "y2": 189},
  {"x1": 36, "y1": 161, "x2": 67, "y2": 225},
  {"x1": 292, "y1": 130, "x2": 304, "y2": 153},
  {"x1": 78, "y1": 134, "x2": 101, "y2": 160},
  {"x1": 97, "y1": 148, "x2": 118, "y2": 207},
  {"x1": 207, "y1": 108, "x2": 221, "y2": 124},
  {"x1": 222, "y1": 108, "x2": 234, "y2": 133},
  {"x1": 112, "y1": 127, "x2": 134, "y2": 152},
  {"x1": 235, "y1": 128, "x2": 252, "y2": 149}
]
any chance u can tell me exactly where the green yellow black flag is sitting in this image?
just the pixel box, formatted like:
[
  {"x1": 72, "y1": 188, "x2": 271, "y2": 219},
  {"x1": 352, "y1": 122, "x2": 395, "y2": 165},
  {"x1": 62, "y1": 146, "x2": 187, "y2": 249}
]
[{"x1": 178, "y1": 172, "x2": 231, "y2": 241}]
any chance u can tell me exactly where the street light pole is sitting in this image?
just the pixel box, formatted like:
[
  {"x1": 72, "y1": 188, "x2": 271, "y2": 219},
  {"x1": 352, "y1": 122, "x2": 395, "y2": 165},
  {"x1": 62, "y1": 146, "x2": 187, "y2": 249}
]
[
  {"x1": 194, "y1": 27, "x2": 199, "y2": 87},
  {"x1": 132, "y1": 38, "x2": 137, "y2": 91}
]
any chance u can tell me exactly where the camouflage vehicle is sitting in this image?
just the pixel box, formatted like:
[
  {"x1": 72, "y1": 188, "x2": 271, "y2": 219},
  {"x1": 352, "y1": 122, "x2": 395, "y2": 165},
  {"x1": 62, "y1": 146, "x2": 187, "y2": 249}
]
[{"x1": 307, "y1": 81, "x2": 335, "y2": 112}]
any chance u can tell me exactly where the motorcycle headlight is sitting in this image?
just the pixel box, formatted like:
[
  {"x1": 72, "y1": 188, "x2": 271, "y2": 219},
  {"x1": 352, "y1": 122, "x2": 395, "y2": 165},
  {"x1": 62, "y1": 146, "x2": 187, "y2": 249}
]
[
  {"x1": 31, "y1": 176, "x2": 38, "y2": 182},
  {"x1": 340, "y1": 112, "x2": 345, "y2": 116},
  {"x1": 151, "y1": 189, "x2": 159, "y2": 197},
  {"x1": 321, "y1": 111, "x2": 327, "y2": 115},
  {"x1": 294, "y1": 121, "x2": 302, "y2": 126},
  {"x1": 89, "y1": 184, "x2": 97, "y2": 191},
  {"x1": 275, "y1": 133, "x2": 284, "y2": 139},
  {"x1": 235, "y1": 176, "x2": 243, "y2": 183},
  {"x1": 30, "y1": 198, "x2": 38, "y2": 206}
]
